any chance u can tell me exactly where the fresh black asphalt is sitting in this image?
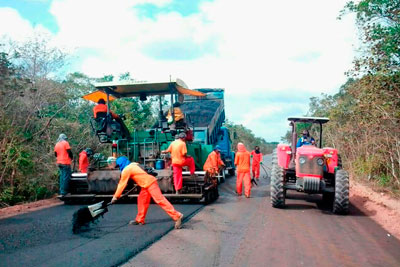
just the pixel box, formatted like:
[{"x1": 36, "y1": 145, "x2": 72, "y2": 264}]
[{"x1": 0, "y1": 200, "x2": 203, "y2": 267}]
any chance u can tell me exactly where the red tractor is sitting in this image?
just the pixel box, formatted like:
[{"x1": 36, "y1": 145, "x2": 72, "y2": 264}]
[{"x1": 270, "y1": 117, "x2": 349, "y2": 214}]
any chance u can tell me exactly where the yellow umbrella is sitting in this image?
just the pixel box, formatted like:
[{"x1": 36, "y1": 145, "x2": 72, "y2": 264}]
[{"x1": 82, "y1": 91, "x2": 116, "y2": 103}]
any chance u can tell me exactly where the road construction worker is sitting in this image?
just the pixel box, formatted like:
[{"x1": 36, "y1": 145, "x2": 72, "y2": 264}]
[
  {"x1": 93, "y1": 98, "x2": 130, "y2": 139},
  {"x1": 93, "y1": 98, "x2": 119, "y2": 119},
  {"x1": 234, "y1": 142, "x2": 251, "y2": 198},
  {"x1": 296, "y1": 129, "x2": 315, "y2": 147},
  {"x1": 54, "y1": 133, "x2": 73, "y2": 196},
  {"x1": 78, "y1": 148, "x2": 93, "y2": 173},
  {"x1": 251, "y1": 146, "x2": 263, "y2": 180},
  {"x1": 203, "y1": 145, "x2": 225, "y2": 186},
  {"x1": 110, "y1": 156, "x2": 183, "y2": 228},
  {"x1": 166, "y1": 102, "x2": 185, "y2": 125},
  {"x1": 161, "y1": 132, "x2": 195, "y2": 194}
]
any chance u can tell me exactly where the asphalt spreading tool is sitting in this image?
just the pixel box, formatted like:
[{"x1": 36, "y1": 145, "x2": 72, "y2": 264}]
[
  {"x1": 72, "y1": 185, "x2": 137, "y2": 234},
  {"x1": 251, "y1": 178, "x2": 258, "y2": 186}
]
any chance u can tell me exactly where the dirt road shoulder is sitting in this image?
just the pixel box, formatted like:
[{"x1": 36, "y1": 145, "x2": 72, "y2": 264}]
[
  {"x1": 350, "y1": 180, "x2": 400, "y2": 239},
  {"x1": 0, "y1": 197, "x2": 63, "y2": 219}
]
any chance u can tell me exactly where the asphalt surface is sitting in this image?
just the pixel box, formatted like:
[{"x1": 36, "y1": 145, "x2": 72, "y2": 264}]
[
  {"x1": 2, "y1": 155, "x2": 400, "y2": 267},
  {"x1": 126, "y1": 155, "x2": 400, "y2": 267},
  {"x1": 0, "y1": 198, "x2": 202, "y2": 267}
]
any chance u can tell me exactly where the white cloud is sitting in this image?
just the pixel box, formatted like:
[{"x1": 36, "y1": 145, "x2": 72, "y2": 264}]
[
  {"x1": 0, "y1": 8, "x2": 34, "y2": 41},
  {"x1": 0, "y1": 0, "x2": 358, "y2": 141}
]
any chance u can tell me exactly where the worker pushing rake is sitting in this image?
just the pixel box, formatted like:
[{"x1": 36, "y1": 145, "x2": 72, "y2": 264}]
[{"x1": 72, "y1": 156, "x2": 184, "y2": 234}]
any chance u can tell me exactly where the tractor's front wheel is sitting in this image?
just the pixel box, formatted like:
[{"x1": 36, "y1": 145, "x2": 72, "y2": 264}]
[
  {"x1": 271, "y1": 150, "x2": 285, "y2": 208},
  {"x1": 333, "y1": 169, "x2": 349, "y2": 214}
]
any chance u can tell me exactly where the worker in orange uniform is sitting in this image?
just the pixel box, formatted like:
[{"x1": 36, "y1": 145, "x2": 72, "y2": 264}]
[
  {"x1": 166, "y1": 102, "x2": 185, "y2": 124},
  {"x1": 251, "y1": 146, "x2": 263, "y2": 180},
  {"x1": 93, "y1": 98, "x2": 130, "y2": 139},
  {"x1": 54, "y1": 133, "x2": 73, "y2": 196},
  {"x1": 203, "y1": 145, "x2": 225, "y2": 186},
  {"x1": 161, "y1": 132, "x2": 195, "y2": 194},
  {"x1": 93, "y1": 98, "x2": 119, "y2": 119},
  {"x1": 110, "y1": 156, "x2": 183, "y2": 229},
  {"x1": 78, "y1": 148, "x2": 93, "y2": 173},
  {"x1": 234, "y1": 142, "x2": 251, "y2": 198}
]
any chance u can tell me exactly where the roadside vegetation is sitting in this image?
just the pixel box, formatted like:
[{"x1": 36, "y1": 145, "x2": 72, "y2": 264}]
[
  {"x1": 304, "y1": 1, "x2": 400, "y2": 194},
  {"x1": 225, "y1": 121, "x2": 278, "y2": 154}
]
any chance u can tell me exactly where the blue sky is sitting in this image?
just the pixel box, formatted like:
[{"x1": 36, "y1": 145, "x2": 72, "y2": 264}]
[{"x1": 0, "y1": 0, "x2": 357, "y2": 142}]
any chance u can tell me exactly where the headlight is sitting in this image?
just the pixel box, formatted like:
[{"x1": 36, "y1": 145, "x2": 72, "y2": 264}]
[
  {"x1": 299, "y1": 157, "x2": 306, "y2": 164},
  {"x1": 317, "y1": 158, "x2": 324, "y2": 166}
]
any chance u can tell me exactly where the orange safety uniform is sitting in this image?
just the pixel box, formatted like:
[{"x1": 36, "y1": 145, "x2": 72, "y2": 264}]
[
  {"x1": 166, "y1": 139, "x2": 195, "y2": 191},
  {"x1": 113, "y1": 163, "x2": 182, "y2": 223},
  {"x1": 78, "y1": 151, "x2": 89, "y2": 173},
  {"x1": 234, "y1": 143, "x2": 251, "y2": 197},
  {"x1": 166, "y1": 107, "x2": 184, "y2": 122},
  {"x1": 203, "y1": 151, "x2": 224, "y2": 175},
  {"x1": 251, "y1": 150, "x2": 263, "y2": 179},
  {"x1": 93, "y1": 103, "x2": 118, "y2": 119},
  {"x1": 54, "y1": 140, "x2": 72, "y2": 165}
]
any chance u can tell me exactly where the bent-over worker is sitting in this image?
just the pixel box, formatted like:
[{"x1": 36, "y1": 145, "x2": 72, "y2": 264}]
[
  {"x1": 54, "y1": 133, "x2": 73, "y2": 196},
  {"x1": 110, "y1": 156, "x2": 183, "y2": 228},
  {"x1": 161, "y1": 132, "x2": 195, "y2": 194},
  {"x1": 250, "y1": 146, "x2": 263, "y2": 180},
  {"x1": 203, "y1": 145, "x2": 225, "y2": 186},
  {"x1": 235, "y1": 142, "x2": 251, "y2": 198}
]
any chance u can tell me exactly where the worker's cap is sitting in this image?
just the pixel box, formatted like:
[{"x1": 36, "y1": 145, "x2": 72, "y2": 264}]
[
  {"x1": 178, "y1": 132, "x2": 186, "y2": 139},
  {"x1": 214, "y1": 145, "x2": 221, "y2": 151},
  {"x1": 107, "y1": 156, "x2": 117, "y2": 164},
  {"x1": 85, "y1": 148, "x2": 93, "y2": 155}
]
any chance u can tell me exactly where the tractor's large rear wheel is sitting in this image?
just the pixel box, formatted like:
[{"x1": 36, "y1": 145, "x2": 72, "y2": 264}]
[
  {"x1": 271, "y1": 150, "x2": 285, "y2": 208},
  {"x1": 333, "y1": 169, "x2": 349, "y2": 214}
]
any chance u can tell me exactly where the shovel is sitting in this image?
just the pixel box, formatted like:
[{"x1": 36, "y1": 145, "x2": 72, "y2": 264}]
[{"x1": 72, "y1": 185, "x2": 137, "y2": 234}]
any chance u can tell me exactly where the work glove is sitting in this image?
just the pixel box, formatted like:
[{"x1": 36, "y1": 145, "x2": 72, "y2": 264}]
[
  {"x1": 260, "y1": 162, "x2": 263, "y2": 165},
  {"x1": 111, "y1": 197, "x2": 118, "y2": 204}
]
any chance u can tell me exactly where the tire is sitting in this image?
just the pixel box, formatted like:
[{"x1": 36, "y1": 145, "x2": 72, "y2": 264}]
[
  {"x1": 204, "y1": 190, "x2": 213, "y2": 204},
  {"x1": 271, "y1": 150, "x2": 285, "y2": 208},
  {"x1": 333, "y1": 169, "x2": 349, "y2": 214}
]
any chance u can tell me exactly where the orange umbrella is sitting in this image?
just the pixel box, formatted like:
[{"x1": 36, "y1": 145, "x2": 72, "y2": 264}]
[{"x1": 82, "y1": 91, "x2": 116, "y2": 103}]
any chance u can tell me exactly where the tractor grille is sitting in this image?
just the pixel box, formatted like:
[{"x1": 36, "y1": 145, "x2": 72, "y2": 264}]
[{"x1": 298, "y1": 156, "x2": 324, "y2": 177}]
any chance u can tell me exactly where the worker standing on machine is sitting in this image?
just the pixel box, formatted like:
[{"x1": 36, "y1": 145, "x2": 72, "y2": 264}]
[
  {"x1": 235, "y1": 142, "x2": 252, "y2": 198},
  {"x1": 250, "y1": 146, "x2": 263, "y2": 180},
  {"x1": 110, "y1": 156, "x2": 183, "y2": 228},
  {"x1": 203, "y1": 145, "x2": 225, "y2": 186},
  {"x1": 54, "y1": 133, "x2": 73, "y2": 196},
  {"x1": 78, "y1": 148, "x2": 93, "y2": 173},
  {"x1": 161, "y1": 132, "x2": 195, "y2": 194}
]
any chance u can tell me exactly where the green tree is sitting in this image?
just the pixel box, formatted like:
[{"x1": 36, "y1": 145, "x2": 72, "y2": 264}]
[{"x1": 340, "y1": 0, "x2": 400, "y2": 74}]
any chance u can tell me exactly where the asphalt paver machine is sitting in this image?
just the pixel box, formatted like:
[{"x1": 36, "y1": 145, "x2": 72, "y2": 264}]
[
  {"x1": 62, "y1": 79, "x2": 220, "y2": 204},
  {"x1": 270, "y1": 117, "x2": 349, "y2": 214}
]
